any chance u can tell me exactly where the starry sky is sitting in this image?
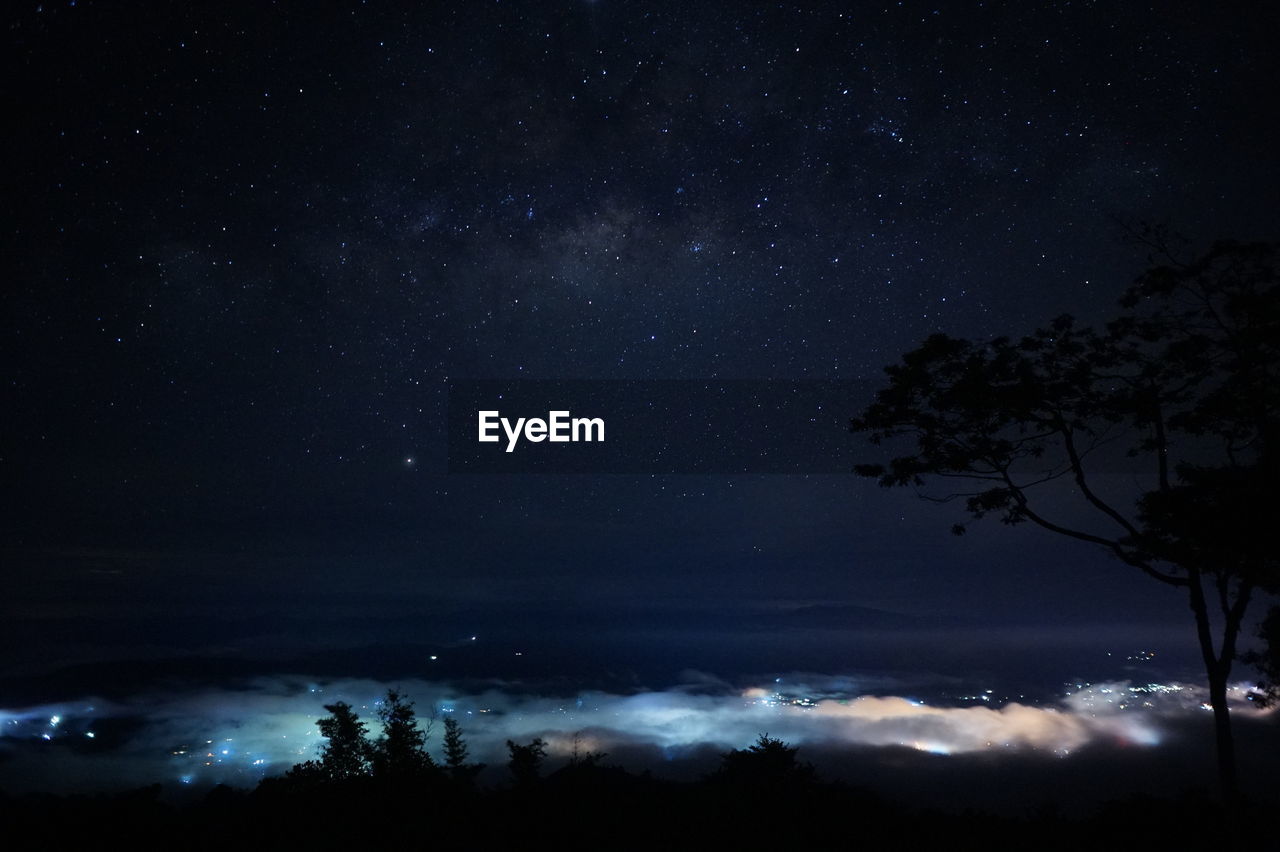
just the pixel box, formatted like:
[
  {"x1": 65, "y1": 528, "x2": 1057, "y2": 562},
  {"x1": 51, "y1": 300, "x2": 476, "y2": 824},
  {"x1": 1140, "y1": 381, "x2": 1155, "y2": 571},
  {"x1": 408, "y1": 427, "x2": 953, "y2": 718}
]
[{"x1": 4, "y1": 1, "x2": 1280, "y2": 697}]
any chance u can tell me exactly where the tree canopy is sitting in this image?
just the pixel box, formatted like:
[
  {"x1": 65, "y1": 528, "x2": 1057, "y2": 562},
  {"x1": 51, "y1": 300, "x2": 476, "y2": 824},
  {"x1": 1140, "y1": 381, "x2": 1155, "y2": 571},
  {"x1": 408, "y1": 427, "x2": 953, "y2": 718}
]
[
  {"x1": 851, "y1": 236, "x2": 1279, "y2": 804},
  {"x1": 714, "y1": 734, "x2": 816, "y2": 791},
  {"x1": 313, "y1": 701, "x2": 372, "y2": 782},
  {"x1": 506, "y1": 737, "x2": 547, "y2": 786},
  {"x1": 442, "y1": 716, "x2": 484, "y2": 785},
  {"x1": 371, "y1": 689, "x2": 436, "y2": 781},
  {"x1": 287, "y1": 690, "x2": 448, "y2": 786}
]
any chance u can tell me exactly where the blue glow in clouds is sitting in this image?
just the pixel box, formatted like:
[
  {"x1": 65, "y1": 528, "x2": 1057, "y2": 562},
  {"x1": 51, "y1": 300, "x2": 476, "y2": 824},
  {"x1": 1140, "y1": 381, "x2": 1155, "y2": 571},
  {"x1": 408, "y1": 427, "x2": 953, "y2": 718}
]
[{"x1": 0, "y1": 675, "x2": 1269, "y2": 792}]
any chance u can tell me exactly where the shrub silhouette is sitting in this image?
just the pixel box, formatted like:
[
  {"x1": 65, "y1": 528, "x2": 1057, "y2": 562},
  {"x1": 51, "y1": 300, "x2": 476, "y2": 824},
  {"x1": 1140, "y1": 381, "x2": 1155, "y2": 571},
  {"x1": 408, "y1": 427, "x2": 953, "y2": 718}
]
[
  {"x1": 506, "y1": 737, "x2": 547, "y2": 786},
  {"x1": 714, "y1": 734, "x2": 815, "y2": 791}
]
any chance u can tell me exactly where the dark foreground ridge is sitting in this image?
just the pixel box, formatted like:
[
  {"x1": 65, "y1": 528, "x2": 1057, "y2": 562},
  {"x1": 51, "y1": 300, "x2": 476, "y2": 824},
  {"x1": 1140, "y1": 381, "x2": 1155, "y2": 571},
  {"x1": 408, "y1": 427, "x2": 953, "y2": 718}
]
[{"x1": 0, "y1": 734, "x2": 1253, "y2": 851}]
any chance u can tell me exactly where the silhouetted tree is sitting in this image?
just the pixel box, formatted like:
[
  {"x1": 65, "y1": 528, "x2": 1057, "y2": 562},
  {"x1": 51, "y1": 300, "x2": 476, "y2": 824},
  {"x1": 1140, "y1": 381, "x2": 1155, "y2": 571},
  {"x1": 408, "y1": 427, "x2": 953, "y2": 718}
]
[
  {"x1": 442, "y1": 717, "x2": 470, "y2": 768},
  {"x1": 714, "y1": 734, "x2": 815, "y2": 791},
  {"x1": 851, "y1": 234, "x2": 1279, "y2": 805},
  {"x1": 371, "y1": 689, "x2": 435, "y2": 781},
  {"x1": 313, "y1": 701, "x2": 372, "y2": 781},
  {"x1": 1242, "y1": 605, "x2": 1280, "y2": 706},
  {"x1": 442, "y1": 716, "x2": 484, "y2": 784},
  {"x1": 567, "y1": 731, "x2": 607, "y2": 768},
  {"x1": 506, "y1": 737, "x2": 547, "y2": 786}
]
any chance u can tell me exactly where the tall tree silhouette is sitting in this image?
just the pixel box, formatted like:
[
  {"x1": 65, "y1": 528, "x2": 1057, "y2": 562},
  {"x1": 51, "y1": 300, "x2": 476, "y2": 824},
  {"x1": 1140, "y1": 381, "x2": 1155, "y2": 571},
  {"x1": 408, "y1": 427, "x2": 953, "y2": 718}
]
[
  {"x1": 442, "y1": 717, "x2": 484, "y2": 784},
  {"x1": 442, "y1": 717, "x2": 470, "y2": 769},
  {"x1": 851, "y1": 235, "x2": 1279, "y2": 805},
  {"x1": 314, "y1": 701, "x2": 372, "y2": 781},
  {"x1": 371, "y1": 689, "x2": 435, "y2": 781}
]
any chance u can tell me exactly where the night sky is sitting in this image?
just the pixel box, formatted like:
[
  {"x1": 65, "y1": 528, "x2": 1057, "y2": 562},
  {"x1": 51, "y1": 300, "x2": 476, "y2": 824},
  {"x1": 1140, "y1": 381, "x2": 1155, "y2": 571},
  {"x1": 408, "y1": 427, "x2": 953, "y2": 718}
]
[{"x1": 4, "y1": 1, "x2": 1280, "y2": 790}]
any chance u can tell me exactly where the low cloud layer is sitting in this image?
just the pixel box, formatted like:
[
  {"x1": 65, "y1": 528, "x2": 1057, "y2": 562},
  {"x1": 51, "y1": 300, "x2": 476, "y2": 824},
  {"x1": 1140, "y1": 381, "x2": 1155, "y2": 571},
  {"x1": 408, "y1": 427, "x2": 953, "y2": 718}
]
[{"x1": 0, "y1": 674, "x2": 1267, "y2": 793}]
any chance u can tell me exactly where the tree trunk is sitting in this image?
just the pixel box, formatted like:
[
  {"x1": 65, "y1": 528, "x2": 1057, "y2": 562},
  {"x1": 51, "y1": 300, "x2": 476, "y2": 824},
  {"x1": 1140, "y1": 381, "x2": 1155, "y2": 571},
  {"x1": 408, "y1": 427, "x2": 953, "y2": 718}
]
[
  {"x1": 1206, "y1": 664, "x2": 1239, "y2": 804},
  {"x1": 1187, "y1": 571, "x2": 1241, "y2": 809}
]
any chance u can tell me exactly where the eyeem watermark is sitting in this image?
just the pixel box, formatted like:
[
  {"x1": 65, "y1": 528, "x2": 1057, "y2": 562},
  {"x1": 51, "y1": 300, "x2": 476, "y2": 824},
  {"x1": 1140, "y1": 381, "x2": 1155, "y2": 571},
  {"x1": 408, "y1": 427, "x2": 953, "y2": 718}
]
[
  {"x1": 448, "y1": 380, "x2": 899, "y2": 473},
  {"x1": 449, "y1": 380, "x2": 1153, "y2": 473},
  {"x1": 478, "y1": 410, "x2": 605, "y2": 452}
]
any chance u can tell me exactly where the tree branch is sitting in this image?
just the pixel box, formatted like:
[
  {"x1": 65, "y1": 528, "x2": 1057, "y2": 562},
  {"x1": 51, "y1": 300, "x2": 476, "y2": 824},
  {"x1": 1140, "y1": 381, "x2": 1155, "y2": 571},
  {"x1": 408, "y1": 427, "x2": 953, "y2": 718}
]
[
  {"x1": 1059, "y1": 420, "x2": 1143, "y2": 538},
  {"x1": 994, "y1": 467, "x2": 1188, "y2": 587}
]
